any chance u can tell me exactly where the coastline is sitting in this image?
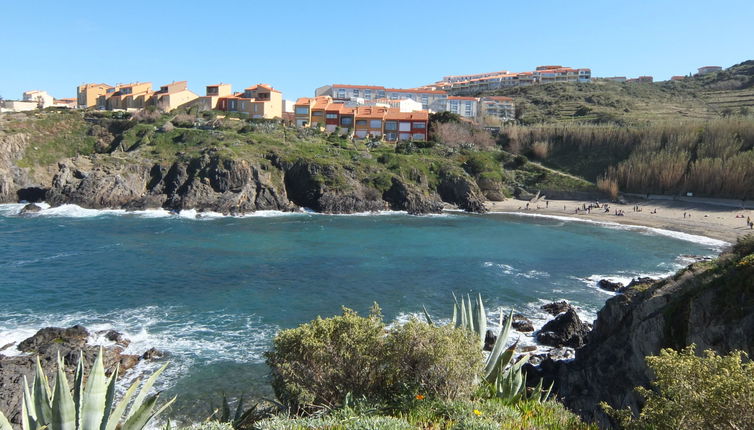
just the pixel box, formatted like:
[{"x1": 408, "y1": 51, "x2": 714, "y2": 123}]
[{"x1": 486, "y1": 198, "x2": 752, "y2": 244}]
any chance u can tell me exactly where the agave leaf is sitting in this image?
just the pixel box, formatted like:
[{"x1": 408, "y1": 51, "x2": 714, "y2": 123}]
[
  {"x1": 220, "y1": 395, "x2": 230, "y2": 422},
  {"x1": 459, "y1": 298, "x2": 467, "y2": 329},
  {"x1": 475, "y1": 293, "x2": 487, "y2": 348},
  {"x1": 510, "y1": 354, "x2": 529, "y2": 373},
  {"x1": 486, "y1": 342, "x2": 517, "y2": 383},
  {"x1": 121, "y1": 394, "x2": 158, "y2": 430},
  {"x1": 100, "y1": 365, "x2": 119, "y2": 430},
  {"x1": 105, "y1": 378, "x2": 141, "y2": 430},
  {"x1": 0, "y1": 411, "x2": 12, "y2": 430},
  {"x1": 23, "y1": 375, "x2": 36, "y2": 422},
  {"x1": 122, "y1": 395, "x2": 175, "y2": 430},
  {"x1": 483, "y1": 310, "x2": 514, "y2": 379},
  {"x1": 465, "y1": 294, "x2": 475, "y2": 333},
  {"x1": 80, "y1": 348, "x2": 108, "y2": 430},
  {"x1": 421, "y1": 305, "x2": 434, "y2": 326},
  {"x1": 33, "y1": 356, "x2": 52, "y2": 427},
  {"x1": 126, "y1": 362, "x2": 169, "y2": 421},
  {"x1": 73, "y1": 351, "x2": 84, "y2": 429},
  {"x1": 233, "y1": 395, "x2": 245, "y2": 422},
  {"x1": 543, "y1": 380, "x2": 554, "y2": 402},
  {"x1": 451, "y1": 304, "x2": 457, "y2": 327},
  {"x1": 51, "y1": 353, "x2": 76, "y2": 430}
]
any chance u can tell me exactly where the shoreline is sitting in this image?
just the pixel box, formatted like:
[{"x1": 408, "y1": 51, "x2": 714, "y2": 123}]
[{"x1": 486, "y1": 198, "x2": 752, "y2": 244}]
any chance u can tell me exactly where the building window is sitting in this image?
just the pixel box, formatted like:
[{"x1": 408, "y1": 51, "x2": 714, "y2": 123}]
[
  {"x1": 369, "y1": 119, "x2": 382, "y2": 129},
  {"x1": 356, "y1": 119, "x2": 367, "y2": 126},
  {"x1": 412, "y1": 122, "x2": 426, "y2": 129},
  {"x1": 312, "y1": 111, "x2": 323, "y2": 116},
  {"x1": 353, "y1": 89, "x2": 360, "y2": 97},
  {"x1": 377, "y1": 90, "x2": 385, "y2": 98},
  {"x1": 326, "y1": 113, "x2": 338, "y2": 119},
  {"x1": 295, "y1": 106, "x2": 309, "y2": 114},
  {"x1": 385, "y1": 121, "x2": 398, "y2": 131},
  {"x1": 337, "y1": 89, "x2": 346, "y2": 99},
  {"x1": 413, "y1": 133, "x2": 426, "y2": 140},
  {"x1": 364, "y1": 89, "x2": 372, "y2": 99},
  {"x1": 341, "y1": 117, "x2": 353, "y2": 126},
  {"x1": 399, "y1": 122, "x2": 411, "y2": 132}
]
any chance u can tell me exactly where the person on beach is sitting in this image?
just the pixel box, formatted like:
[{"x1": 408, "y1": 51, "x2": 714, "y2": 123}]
[{"x1": 546, "y1": 201, "x2": 549, "y2": 208}]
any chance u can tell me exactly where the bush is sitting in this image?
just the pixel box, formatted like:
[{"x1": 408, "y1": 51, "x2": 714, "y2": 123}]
[
  {"x1": 603, "y1": 345, "x2": 754, "y2": 429},
  {"x1": 265, "y1": 308, "x2": 485, "y2": 411},
  {"x1": 386, "y1": 319, "x2": 484, "y2": 401},
  {"x1": 265, "y1": 306, "x2": 388, "y2": 411}
]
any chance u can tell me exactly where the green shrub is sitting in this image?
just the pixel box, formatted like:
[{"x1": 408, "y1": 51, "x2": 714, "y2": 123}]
[
  {"x1": 265, "y1": 306, "x2": 388, "y2": 410},
  {"x1": 603, "y1": 345, "x2": 754, "y2": 429},
  {"x1": 386, "y1": 319, "x2": 484, "y2": 401},
  {"x1": 180, "y1": 422, "x2": 235, "y2": 430},
  {"x1": 253, "y1": 414, "x2": 414, "y2": 430}
]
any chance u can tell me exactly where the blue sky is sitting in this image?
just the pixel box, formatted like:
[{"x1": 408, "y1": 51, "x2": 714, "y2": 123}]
[{"x1": 1, "y1": 0, "x2": 752, "y2": 101}]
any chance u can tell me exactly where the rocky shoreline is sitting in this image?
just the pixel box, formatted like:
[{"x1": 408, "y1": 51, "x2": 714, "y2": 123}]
[{"x1": 0, "y1": 325, "x2": 162, "y2": 426}]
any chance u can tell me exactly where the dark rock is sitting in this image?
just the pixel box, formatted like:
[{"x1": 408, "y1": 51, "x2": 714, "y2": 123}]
[
  {"x1": 548, "y1": 347, "x2": 575, "y2": 361},
  {"x1": 519, "y1": 345, "x2": 538, "y2": 353},
  {"x1": 19, "y1": 203, "x2": 42, "y2": 214},
  {"x1": 483, "y1": 329, "x2": 497, "y2": 352},
  {"x1": 17, "y1": 325, "x2": 89, "y2": 353},
  {"x1": 541, "y1": 301, "x2": 573, "y2": 316},
  {"x1": 536, "y1": 309, "x2": 592, "y2": 348},
  {"x1": 383, "y1": 177, "x2": 443, "y2": 215},
  {"x1": 437, "y1": 169, "x2": 488, "y2": 213},
  {"x1": 512, "y1": 314, "x2": 535, "y2": 332},
  {"x1": 626, "y1": 277, "x2": 654, "y2": 289},
  {"x1": 142, "y1": 347, "x2": 164, "y2": 360},
  {"x1": 597, "y1": 279, "x2": 624, "y2": 292},
  {"x1": 99, "y1": 329, "x2": 130, "y2": 347}
]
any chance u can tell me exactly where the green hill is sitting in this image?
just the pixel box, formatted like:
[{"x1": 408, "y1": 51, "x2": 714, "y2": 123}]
[{"x1": 484, "y1": 60, "x2": 754, "y2": 124}]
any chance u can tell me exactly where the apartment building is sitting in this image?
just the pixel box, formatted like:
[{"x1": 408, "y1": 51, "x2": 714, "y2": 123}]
[
  {"x1": 425, "y1": 65, "x2": 591, "y2": 95},
  {"x1": 197, "y1": 83, "x2": 233, "y2": 110},
  {"x1": 100, "y1": 82, "x2": 153, "y2": 110},
  {"x1": 22, "y1": 90, "x2": 54, "y2": 108},
  {"x1": 152, "y1": 81, "x2": 199, "y2": 112},
  {"x1": 479, "y1": 96, "x2": 515, "y2": 120},
  {"x1": 441, "y1": 96, "x2": 478, "y2": 118},
  {"x1": 293, "y1": 96, "x2": 429, "y2": 141},
  {"x1": 218, "y1": 84, "x2": 283, "y2": 119},
  {"x1": 697, "y1": 66, "x2": 722, "y2": 75},
  {"x1": 77, "y1": 83, "x2": 112, "y2": 108},
  {"x1": 315, "y1": 84, "x2": 447, "y2": 111}
]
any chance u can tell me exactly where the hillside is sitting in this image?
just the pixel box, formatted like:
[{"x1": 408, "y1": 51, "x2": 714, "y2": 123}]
[
  {"x1": 485, "y1": 60, "x2": 754, "y2": 124},
  {"x1": 0, "y1": 109, "x2": 594, "y2": 214},
  {"x1": 531, "y1": 234, "x2": 754, "y2": 427}
]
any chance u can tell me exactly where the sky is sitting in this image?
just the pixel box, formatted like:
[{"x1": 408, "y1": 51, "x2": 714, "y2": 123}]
[{"x1": 1, "y1": 0, "x2": 752, "y2": 101}]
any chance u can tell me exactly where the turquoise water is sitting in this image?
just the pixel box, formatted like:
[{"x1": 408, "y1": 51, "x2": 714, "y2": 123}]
[{"x1": 0, "y1": 204, "x2": 724, "y2": 418}]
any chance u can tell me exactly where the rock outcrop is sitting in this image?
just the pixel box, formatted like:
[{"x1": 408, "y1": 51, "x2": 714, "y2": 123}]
[
  {"x1": 0, "y1": 325, "x2": 159, "y2": 425},
  {"x1": 528, "y1": 240, "x2": 754, "y2": 428},
  {"x1": 535, "y1": 309, "x2": 591, "y2": 348}
]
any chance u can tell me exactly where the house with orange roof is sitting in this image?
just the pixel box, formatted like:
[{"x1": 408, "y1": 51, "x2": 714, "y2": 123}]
[
  {"x1": 197, "y1": 83, "x2": 233, "y2": 110},
  {"x1": 152, "y1": 81, "x2": 199, "y2": 112},
  {"x1": 218, "y1": 84, "x2": 283, "y2": 119},
  {"x1": 102, "y1": 82, "x2": 153, "y2": 110},
  {"x1": 76, "y1": 83, "x2": 113, "y2": 108}
]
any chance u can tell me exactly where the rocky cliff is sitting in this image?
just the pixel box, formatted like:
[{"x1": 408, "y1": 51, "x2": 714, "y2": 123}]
[{"x1": 531, "y1": 237, "x2": 754, "y2": 428}]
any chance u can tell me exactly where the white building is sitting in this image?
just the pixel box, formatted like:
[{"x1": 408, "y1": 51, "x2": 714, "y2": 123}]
[
  {"x1": 22, "y1": 90, "x2": 54, "y2": 108},
  {"x1": 697, "y1": 66, "x2": 723, "y2": 75}
]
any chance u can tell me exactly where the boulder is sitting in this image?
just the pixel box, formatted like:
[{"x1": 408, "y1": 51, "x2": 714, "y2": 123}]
[
  {"x1": 512, "y1": 314, "x2": 535, "y2": 332},
  {"x1": 536, "y1": 309, "x2": 592, "y2": 348},
  {"x1": 483, "y1": 329, "x2": 497, "y2": 351},
  {"x1": 19, "y1": 203, "x2": 42, "y2": 214},
  {"x1": 597, "y1": 279, "x2": 624, "y2": 292},
  {"x1": 541, "y1": 301, "x2": 573, "y2": 316}
]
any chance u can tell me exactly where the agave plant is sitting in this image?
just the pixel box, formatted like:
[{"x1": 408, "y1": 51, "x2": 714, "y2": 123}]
[
  {"x1": 424, "y1": 293, "x2": 551, "y2": 402},
  {"x1": 0, "y1": 348, "x2": 174, "y2": 430}
]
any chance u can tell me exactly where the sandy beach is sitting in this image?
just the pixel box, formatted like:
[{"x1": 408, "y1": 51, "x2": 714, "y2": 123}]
[{"x1": 486, "y1": 198, "x2": 753, "y2": 244}]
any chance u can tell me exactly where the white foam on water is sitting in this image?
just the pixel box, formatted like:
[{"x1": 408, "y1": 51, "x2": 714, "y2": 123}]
[
  {"x1": 492, "y1": 211, "x2": 729, "y2": 249},
  {"x1": 482, "y1": 262, "x2": 550, "y2": 279},
  {"x1": 0, "y1": 306, "x2": 279, "y2": 393}
]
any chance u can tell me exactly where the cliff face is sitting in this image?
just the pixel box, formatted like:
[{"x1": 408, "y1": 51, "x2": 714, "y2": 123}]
[
  {"x1": 535, "y1": 239, "x2": 754, "y2": 427},
  {"x1": 34, "y1": 151, "x2": 489, "y2": 215}
]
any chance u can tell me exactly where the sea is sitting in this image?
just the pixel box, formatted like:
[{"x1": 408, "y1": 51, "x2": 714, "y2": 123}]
[{"x1": 0, "y1": 203, "x2": 726, "y2": 419}]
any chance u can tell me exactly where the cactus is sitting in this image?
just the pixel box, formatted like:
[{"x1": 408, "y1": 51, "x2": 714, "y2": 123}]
[{"x1": 0, "y1": 349, "x2": 174, "y2": 430}]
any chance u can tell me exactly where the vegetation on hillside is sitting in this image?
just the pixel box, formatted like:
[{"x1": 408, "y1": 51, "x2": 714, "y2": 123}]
[{"x1": 603, "y1": 345, "x2": 754, "y2": 429}]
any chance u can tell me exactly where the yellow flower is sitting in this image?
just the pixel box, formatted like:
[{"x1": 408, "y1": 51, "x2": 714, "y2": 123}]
[
  {"x1": 473, "y1": 409, "x2": 482, "y2": 416},
  {"x1": 415, "y1": 394, "x2": 425, "y2": 400}
]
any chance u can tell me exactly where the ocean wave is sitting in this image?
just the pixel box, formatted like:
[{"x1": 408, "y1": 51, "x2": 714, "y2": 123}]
[
  {"x1": 0, "y1": 306, "x2": 278, "y2": 392},
  {"x1": 492, "y1": 211, "x2": 729, "y2": 249},
  {"x1": 482, "y1": 262, "x2": 550, "y2": 279}
]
